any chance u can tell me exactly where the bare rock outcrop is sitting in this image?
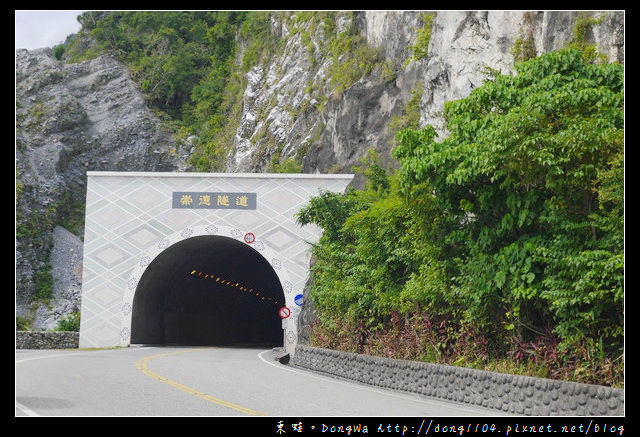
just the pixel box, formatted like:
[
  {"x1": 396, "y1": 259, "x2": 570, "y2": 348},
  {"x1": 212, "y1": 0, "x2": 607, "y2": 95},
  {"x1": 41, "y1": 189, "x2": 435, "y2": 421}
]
[
  {"x1": 226, "y1": 11, "x2": 624, "y2": 180},
  {"x1": 16, "y1": 48, "x2": 183, "y2": 325}
]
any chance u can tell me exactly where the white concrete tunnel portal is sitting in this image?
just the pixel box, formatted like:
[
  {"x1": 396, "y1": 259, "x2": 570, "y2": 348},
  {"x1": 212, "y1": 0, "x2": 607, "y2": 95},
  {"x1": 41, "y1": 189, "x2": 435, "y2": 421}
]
[
  {"x1": 79, "y1": 172, "x2": 354, "y2": 353},
  {"x1": 131, "y1": 234, "x2": 285, "y2": 347}
]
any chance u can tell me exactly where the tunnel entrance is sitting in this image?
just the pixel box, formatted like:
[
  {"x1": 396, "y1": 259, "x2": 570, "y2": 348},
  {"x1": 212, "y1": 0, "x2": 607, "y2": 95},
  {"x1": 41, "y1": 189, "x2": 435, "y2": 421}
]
[{"x1": 130, "y1": 235, "x2": 285, "y2": 347}]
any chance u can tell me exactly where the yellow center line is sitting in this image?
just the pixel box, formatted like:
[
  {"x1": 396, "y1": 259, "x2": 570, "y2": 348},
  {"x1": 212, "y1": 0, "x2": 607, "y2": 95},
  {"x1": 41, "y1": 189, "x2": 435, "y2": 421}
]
[{"x1": 136, "y1": 348, "x2": 266, "y2": 416}]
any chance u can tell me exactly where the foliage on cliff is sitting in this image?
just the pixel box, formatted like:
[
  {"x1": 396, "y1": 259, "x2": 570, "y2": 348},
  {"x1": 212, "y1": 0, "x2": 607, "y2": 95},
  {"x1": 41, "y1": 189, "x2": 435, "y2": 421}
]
[
  {"x1": 60, "y1": 11, "x2": 274, "y2": 171},
  {"x1": 60, "y1": 11, "x2": 386, "y2": 172},
  {"x1": 298, "y1": 49, "x2": 624, "y2": 386}
]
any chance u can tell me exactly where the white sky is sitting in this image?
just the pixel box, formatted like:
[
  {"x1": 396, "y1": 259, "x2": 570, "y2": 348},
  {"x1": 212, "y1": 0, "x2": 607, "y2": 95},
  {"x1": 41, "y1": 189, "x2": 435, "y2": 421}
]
[{"x1": 15, "y1": 10, "x2": 84, "y2": 50}]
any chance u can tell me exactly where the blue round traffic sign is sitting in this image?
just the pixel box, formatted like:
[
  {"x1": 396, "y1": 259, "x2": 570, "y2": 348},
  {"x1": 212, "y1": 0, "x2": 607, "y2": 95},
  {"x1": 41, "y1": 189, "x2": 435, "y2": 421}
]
[{"x1": 294, "y1": 294, "x2": 304, "y2": 306}]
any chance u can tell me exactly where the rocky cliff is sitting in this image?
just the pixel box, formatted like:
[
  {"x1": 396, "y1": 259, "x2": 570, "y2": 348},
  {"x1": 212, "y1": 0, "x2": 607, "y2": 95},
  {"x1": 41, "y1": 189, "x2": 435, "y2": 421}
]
[
  {"x1": 15, "y1": 48, "x2": 185, "y2": 326},
  {"x1": 227, "y1": 11, "x2": 623, "y2": 177},
  {"x1": 15, "y1": 11, "x2": 624, "y2": 329}
]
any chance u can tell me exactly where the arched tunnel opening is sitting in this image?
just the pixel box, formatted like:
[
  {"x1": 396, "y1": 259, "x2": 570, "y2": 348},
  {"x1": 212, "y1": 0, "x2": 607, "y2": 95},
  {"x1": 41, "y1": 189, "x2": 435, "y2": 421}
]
[{"x1": 131, "y1": 235, "x2": 285, "y2": 347}]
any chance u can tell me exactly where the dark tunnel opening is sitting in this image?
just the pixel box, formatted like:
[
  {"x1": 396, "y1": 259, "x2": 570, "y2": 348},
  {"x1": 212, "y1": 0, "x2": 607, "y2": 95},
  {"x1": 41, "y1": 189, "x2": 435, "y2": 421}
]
[{"x1": 131, "y1": 235, "x2": 285, "y2": 347}]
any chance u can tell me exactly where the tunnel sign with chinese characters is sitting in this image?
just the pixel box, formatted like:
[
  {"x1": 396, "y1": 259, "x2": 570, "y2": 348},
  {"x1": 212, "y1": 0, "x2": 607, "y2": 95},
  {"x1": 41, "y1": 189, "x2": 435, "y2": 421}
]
[{"x1": 172, "y1": 192, "x2": 257, "y2": 210}]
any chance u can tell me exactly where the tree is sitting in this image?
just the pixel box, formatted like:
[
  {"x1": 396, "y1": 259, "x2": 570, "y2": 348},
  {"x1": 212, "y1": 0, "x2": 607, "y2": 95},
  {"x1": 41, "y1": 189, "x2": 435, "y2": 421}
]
[{"x1": 392, "y1": 48, "x2": 623, "y2": 355}]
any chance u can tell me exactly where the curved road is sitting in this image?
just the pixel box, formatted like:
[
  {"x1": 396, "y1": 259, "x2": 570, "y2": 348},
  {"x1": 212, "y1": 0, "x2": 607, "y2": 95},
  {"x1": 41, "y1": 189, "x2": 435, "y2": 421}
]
[{"x1": 16, "y1": 346, "x2": 508, "y2": 417}]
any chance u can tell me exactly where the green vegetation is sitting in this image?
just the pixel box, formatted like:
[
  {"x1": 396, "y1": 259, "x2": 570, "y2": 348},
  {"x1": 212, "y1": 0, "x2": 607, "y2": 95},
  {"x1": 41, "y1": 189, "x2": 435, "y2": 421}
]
[
  {"x1": 389, "y1": 83, "x2": 424, "y2": 136},
  {"x1": 511, "y1": 11, "x2": 538, "y2": 63},
  {"x1": 63, "y1": 11, "x2": 276, "y2": 171},
  {"x1": 404, "y1": 12, "x2": 435, "y2": 65},
  {"x1": 566, "y1": 12, "x2": 608, "y2": 63},
  {"x1": 62, "y1": 11, "x2": 386, "y2": 172},
  {"x1": 33, "y1": 263, "x2": 54, "y2": 302},
  {"x1": 56, "y1": 312, "x2": 81, "y2": 331},
  {"x1": 16, "y1": 316, "x2": 30, "y2": 331},
  {"x1": 16, "y1": 313, "x2": 81, "y2": 332},
  {"x1": 298, "y1": 49, "x2": 623, "y2": 387},
  {"x1": 326, "y1": 17, "x2": 383, "y2": 95}
]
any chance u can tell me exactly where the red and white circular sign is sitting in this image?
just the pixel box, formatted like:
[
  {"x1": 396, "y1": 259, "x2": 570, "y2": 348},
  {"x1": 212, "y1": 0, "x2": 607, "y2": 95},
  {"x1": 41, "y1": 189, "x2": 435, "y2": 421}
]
[
  {"x1": 244, "y1": 232, "x2": 256, "y2": 244},
  {"x1": 278, "y1": 306, "x2": 291, "y2": 319}
]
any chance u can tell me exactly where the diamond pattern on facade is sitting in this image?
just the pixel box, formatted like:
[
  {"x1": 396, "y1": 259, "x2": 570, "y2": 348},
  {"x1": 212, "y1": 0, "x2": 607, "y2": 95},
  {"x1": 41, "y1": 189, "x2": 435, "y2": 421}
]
[
  {"x1": 91, "y1": 244, "x2": 129, "y2": 268},
  {"x1": 260, "y1": 226, "x2": 300, "y2": 252},
  {"x1": 79, "y1": 172, "x2": 352, "y2": 355},
  {"x1": 124, "y1": 225, "x2": 165, "y2": 247}
]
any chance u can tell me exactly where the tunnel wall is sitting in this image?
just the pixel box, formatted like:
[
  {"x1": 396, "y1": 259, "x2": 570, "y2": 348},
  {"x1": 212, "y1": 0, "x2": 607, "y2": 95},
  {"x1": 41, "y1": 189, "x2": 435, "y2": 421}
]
[{"x1": 79, "y1": 172, "x2": 353, "y2": 353}]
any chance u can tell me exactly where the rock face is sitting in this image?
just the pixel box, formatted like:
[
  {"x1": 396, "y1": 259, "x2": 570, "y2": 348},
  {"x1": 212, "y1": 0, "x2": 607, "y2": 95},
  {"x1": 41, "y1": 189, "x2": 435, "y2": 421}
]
[
  {"x1": 418, "y1": 11, "x2": 624, "y2": 134},
  {"x1": 226, "y1": 11, "x2": 624, "y2": 178},
  {"x1": 15, "y1": 11, "x2": 624, "y2": 329},
  {"x1": 16, "y1": 48, "x2": 184, "y2": 326},
  {"x1": 33, "y1": 226, "x2": 83, "y2": 330},
  {"x1": 227, "y1": 11, "x2": 423, "y2": 176}
]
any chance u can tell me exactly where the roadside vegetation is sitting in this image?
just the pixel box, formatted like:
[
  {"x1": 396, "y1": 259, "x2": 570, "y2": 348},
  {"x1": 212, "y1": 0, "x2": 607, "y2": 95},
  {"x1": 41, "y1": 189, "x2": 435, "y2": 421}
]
[{"x1": 298, "y1": 49, "x2": 623, "y2": 387}]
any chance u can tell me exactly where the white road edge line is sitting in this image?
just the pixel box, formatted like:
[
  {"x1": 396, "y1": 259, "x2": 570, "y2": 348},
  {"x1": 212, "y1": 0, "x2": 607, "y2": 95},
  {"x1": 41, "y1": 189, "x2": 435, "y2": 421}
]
[
  {"x1": 15, "y1": 401, "x2": 39, "y2": 417},
  {"x1": 16, "y1": 351, "x2": 92, "y2": 363},
  {"x1": 15, "y1": 347, "x2": 153, "y2": 364}
]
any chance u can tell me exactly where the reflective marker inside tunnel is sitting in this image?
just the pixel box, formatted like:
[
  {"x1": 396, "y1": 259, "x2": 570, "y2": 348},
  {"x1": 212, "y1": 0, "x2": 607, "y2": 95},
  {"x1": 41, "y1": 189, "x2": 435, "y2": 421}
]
[
  {"x1": 188, "y1": 270, "x2": 283, "y2": 307},
  {"x1": 130, "y1": 235, "x2": 285, "y2": 347}
]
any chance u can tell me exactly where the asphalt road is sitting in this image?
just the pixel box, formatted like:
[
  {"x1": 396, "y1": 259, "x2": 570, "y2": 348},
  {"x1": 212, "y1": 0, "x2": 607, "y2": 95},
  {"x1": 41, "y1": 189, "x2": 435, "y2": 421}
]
[{"x1": 16, "y1": 346, "x2": 508, "y2": 417}]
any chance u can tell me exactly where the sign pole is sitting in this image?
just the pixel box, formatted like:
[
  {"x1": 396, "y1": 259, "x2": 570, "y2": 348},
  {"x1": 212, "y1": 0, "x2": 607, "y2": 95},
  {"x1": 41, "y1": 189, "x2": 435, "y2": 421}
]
[{"x1": 278, "y1": 306, "x2": 291, "y2": 350}]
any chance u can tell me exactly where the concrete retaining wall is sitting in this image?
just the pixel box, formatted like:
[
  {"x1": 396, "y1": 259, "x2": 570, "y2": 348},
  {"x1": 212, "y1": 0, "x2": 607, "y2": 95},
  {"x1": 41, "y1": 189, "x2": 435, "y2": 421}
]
[
  {"x1": 16, "y1": 331, "x2": 79, "y2": 349},
  {"x1": 291, "y1": 345, "x2": 624, "y2": 416}
]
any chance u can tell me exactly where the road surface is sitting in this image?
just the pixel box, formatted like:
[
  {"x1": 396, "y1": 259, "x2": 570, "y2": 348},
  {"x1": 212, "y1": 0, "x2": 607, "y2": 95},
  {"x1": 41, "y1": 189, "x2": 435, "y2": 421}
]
[{"x1": 16, "y1": 346, "x2": 509, "y2": 417}]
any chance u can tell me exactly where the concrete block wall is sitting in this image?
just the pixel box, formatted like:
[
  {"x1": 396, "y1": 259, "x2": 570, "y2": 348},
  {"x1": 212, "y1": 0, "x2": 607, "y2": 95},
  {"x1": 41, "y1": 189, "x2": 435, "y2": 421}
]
[
  {"x1": 16, "y1": 331, "x2": 79, "y2": 349},
  {"x1": 291, "y1": 345, "x2": 624, "y2": 416}
]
